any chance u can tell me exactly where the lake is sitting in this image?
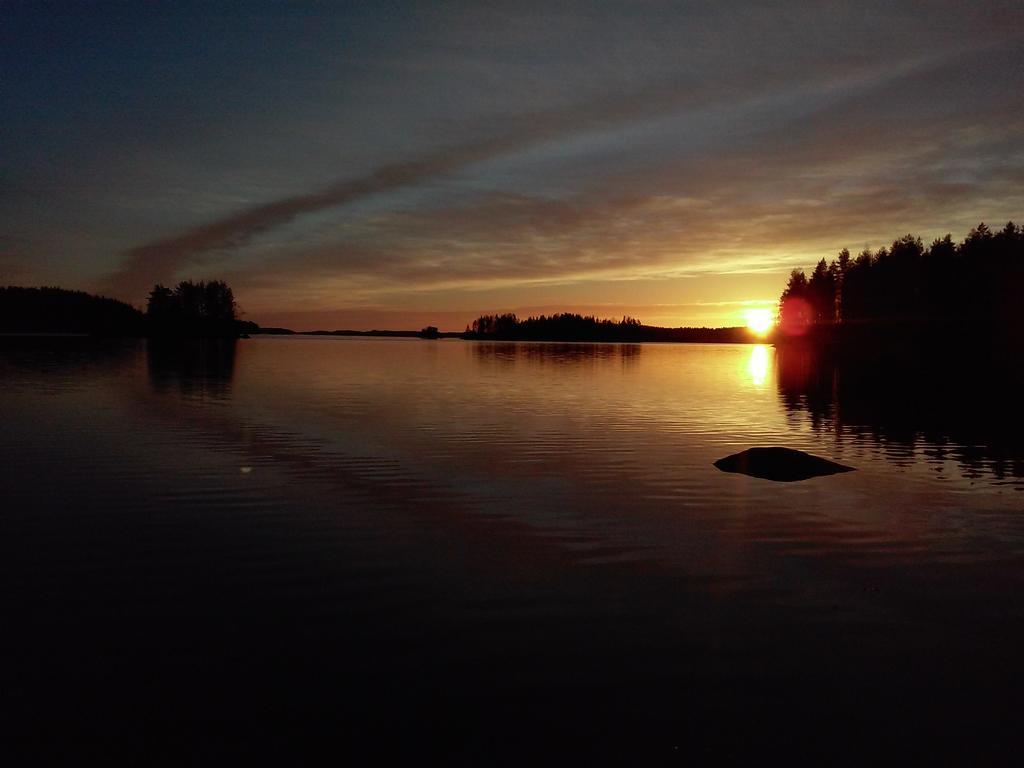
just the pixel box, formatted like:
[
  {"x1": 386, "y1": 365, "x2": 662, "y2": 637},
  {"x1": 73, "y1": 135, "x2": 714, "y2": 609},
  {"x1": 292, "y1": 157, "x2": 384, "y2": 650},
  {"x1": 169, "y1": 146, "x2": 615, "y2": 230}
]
[{"x1": 3, "y1": 336, "x2": 1023, "y2": 764}]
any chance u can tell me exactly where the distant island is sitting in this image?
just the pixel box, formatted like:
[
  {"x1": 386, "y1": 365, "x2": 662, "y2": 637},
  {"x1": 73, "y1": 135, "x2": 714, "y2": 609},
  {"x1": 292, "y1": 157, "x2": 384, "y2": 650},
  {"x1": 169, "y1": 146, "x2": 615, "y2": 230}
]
[
  {"x1": 460, "y1": 313, "x2": 755, "y2": 343},
  {"x1": 146, "y1": 280, "x2": 257, "y2": 337}
]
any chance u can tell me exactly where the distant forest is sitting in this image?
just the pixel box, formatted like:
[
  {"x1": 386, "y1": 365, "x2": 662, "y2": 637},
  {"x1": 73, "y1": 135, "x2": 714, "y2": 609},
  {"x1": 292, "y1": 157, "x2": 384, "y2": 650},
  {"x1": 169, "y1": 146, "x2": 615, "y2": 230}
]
[
  {"x1": 0, "y1": 286, "x2": 146, "y2": 335},
  {"x1": 779, "y1": 221, "x2": 1024, "y2": 333},
  {"x1": 466, "y1": 313, "x2": 644, "y2": 341},
  {"x1": 0, "y1": 282, "x2": 254, "y2": 337},
  {"x1": 463, "y1": 313, "x2": 752, "y2": 343}
]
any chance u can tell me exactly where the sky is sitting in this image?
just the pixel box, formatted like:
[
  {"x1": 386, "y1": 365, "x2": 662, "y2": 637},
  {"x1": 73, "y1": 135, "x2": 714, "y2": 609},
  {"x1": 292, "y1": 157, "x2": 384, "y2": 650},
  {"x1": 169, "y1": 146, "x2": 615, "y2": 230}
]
[{"x1": 3, "y1": 1, "x2": 1024, "y2": 330}]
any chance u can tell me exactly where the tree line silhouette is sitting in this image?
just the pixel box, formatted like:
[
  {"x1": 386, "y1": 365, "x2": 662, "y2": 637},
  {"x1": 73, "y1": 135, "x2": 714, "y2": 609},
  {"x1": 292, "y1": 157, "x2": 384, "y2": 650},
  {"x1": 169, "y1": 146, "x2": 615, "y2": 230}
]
[
  {"x1": 463, "y1": 312, "x2": 754, "y2": 342},
  {"x1": 0, "y1": 281, "x2": 252, "y2": 337},
  {"x1": 0, "y1": 286, "x2": 146, "y2": 335},
  {"x1": 465, "y1": 313, "x2": 644, "y2": 341},
  {"x1": 779, "y1": 222, "x2": 1024, "y2": 333}
]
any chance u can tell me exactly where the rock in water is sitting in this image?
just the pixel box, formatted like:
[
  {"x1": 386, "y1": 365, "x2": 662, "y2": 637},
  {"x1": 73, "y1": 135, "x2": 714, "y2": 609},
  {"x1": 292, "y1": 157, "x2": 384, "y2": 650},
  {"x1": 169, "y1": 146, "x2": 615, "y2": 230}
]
[{"x1": 714, "y1": 447, "x2": 854, "y2": 482}]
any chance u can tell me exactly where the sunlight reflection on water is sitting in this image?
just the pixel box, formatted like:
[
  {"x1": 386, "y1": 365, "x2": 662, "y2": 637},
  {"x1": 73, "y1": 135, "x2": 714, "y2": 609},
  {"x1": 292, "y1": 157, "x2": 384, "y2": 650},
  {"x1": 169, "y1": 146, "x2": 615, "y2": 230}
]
[{"x1": 747, "y1": 343, "x2": 770, "y2": 387}]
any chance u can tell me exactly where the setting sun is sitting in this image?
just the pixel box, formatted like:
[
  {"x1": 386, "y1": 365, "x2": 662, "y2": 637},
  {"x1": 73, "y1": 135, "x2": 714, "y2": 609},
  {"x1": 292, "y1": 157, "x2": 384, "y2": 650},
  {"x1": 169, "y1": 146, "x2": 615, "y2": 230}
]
[{"x1": 745, "y1": 308, "x2": 774, "y2": 336}]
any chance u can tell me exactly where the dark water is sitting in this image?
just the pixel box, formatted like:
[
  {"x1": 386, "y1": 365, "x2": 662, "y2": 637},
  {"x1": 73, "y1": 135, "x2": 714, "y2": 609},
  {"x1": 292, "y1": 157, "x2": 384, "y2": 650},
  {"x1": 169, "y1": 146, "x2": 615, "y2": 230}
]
[{"x1": 2, "y1": 336, "x2": 1023, "y2": 764}]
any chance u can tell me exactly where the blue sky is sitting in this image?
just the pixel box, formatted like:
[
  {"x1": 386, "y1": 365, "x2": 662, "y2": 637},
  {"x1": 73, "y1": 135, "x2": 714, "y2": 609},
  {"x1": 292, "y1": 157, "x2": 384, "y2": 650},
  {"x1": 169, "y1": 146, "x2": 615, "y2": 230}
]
[{"x1": 3, "y1": 1, "x2": 1023, "y2": 329}]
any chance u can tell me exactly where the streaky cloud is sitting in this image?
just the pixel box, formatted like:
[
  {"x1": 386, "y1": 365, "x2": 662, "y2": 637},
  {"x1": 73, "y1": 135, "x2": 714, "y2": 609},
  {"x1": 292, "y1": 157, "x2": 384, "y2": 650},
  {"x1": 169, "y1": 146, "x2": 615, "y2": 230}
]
[
  {"x1": 98, "y1": 79, "x2": 736, "y2": 299},
  {"x1": 97, "y1": 43, "x2": 978, "y2": 300}
]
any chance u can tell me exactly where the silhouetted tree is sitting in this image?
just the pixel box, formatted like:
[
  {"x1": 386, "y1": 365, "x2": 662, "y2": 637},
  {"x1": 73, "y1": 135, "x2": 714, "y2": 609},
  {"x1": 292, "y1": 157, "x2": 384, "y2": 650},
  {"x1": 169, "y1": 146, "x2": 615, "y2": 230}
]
[
  {"x1": 828, "y1": 248, "x2": 850, "y2": 322},
  {"x1": 807, "y1": 259, "x2": 835, "y2": 324},
  {"x1": 779, "y1": 269, "x2": 812, "y2": 332},
  {"x1": 147, "y1": 285, "x2": 174, "y2": 316}
]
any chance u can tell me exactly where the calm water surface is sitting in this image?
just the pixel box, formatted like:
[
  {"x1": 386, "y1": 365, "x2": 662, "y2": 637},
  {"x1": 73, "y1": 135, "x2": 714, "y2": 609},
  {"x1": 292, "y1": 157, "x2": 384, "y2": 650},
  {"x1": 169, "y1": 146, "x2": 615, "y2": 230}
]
[{"x1": 2, "y1": 337, "x2": 1023, "y2": 763}]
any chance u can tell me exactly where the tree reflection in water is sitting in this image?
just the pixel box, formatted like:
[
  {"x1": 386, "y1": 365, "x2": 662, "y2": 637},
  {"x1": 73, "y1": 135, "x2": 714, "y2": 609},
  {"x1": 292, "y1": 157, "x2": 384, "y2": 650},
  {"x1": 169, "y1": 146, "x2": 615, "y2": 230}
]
[
  {"x1": 776, "y1": 340, "x2": 1024, "y2": 480},
  {"x1": 146, "y1": 338, "x2": 237, "y2": 398}
]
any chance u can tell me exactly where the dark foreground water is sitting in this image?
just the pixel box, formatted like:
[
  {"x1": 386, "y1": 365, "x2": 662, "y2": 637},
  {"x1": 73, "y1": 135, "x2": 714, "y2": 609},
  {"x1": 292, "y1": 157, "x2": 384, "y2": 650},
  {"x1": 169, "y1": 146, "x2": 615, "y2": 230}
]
[{"x1": 2, "y1": 336, "x2": 1023, "y2": 764}]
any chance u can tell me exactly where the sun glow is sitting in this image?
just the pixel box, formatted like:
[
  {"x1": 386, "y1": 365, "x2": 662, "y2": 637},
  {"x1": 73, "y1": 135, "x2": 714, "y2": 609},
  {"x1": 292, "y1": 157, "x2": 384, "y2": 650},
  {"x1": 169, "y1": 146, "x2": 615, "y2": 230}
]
[{"x1": 744, "y1": 308, "x2": 774, "y2": 336}]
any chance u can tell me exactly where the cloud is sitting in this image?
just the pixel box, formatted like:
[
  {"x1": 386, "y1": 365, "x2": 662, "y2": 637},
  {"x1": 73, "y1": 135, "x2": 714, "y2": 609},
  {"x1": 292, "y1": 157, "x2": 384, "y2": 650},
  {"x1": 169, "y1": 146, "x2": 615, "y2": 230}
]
[
  {"x1": 93, "y1": 18, "x2": 1024, "y2": 320},
  {"x1": 220, "y1": 99, "x2": 1024, "y2": 312},
  {"x1": 95, "y1": 35, "x2": 998, "y2": 300},
  {"x1": 98, "y1": 74, "x2": 762, "y2": 298}
]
